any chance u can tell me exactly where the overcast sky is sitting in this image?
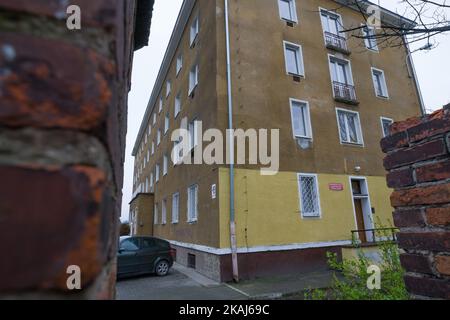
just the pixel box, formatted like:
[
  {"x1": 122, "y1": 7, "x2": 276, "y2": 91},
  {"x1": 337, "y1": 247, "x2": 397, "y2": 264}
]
[{"x1": 121, "y1": 0, "x2": 450, "y2": 221}]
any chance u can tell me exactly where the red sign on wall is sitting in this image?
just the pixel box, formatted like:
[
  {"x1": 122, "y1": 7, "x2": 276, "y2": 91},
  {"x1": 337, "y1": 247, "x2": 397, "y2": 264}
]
[{"x1": 329, "y1": 183, "x2": 344, "y2": 191}]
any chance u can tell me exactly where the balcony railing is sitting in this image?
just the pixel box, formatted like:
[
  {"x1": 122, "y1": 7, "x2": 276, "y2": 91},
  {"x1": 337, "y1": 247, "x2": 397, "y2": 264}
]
[
  {"x1": 324, "y1": 31, "x2": 350, "y2": 54},
  {"x1": 351, "y1": 227, "x2": 399, "y2": 245},
  {"x1": 333, "y1": 81, "x2": 358, "y2": 104}
]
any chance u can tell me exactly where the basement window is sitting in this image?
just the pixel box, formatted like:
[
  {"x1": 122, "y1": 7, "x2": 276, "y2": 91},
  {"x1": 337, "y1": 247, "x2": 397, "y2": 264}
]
[{"x1": 187, "y1": 253, "x2": 196, "y2": 269}]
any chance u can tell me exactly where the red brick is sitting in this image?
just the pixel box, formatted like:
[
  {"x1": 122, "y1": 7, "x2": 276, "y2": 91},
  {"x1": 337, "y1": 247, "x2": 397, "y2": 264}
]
[
  {"x1": 425, "y1": 207, "x2": 450, "y2": 227},
  {"x1": 400, "y1": 253, "x2": 433, "y2": 274},
  {"x1": 404, "y1": 275, "x2": 450, "y2": 299},
  {"x1": 380, "y1": 131, "x2": 408, "y2": 153},
  {"x1": 393, "y1": 209, "x2": 426, "y2": 228},
  {"x1": 0, "y1": 165, "x2": 108, "y2": 291},
  {"x1": 390, "y1": 183, "x2": 450, "y2": 207},
  {"x1": 0, "y1": 32, "x2": 114, "y2": 131},
  {"x1": 408, "y1": 116, "x2": 450, "y2": 143},
  {"x1": 390, "y1": 116, "x2": 423, "y2": 135},
  {"x1": 397, "y1": 231, "x2": 450, "y2": 252},
  {"x1": 0, "y1": 0, "x2": 120, "y2": 28},
  {"x1": 416, "y1": 159, "x2": 450, "y2": 183},
  {"x1": 383, "y1": 139, "x2": 447, "y2": 170},
  {"x1": 435, "y1": 255, "x2": 450, "y2": 276},
  {"x1": 386, "y1": 168, "x2": 415, "y2": 188}
]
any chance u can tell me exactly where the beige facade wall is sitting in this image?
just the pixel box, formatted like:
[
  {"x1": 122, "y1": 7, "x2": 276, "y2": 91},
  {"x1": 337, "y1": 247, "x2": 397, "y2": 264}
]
[{"x1": 132, "y1": 0, "x2": 422, "y2": 253}]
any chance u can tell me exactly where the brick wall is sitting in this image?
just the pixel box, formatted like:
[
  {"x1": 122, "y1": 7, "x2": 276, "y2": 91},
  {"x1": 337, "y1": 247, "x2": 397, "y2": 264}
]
[
  {"x1": 381, "y1": 104, "x2": 450, "y2": 300},
  {"x1": 0, "y1": 1, "x2": 149, "y2": 299}
]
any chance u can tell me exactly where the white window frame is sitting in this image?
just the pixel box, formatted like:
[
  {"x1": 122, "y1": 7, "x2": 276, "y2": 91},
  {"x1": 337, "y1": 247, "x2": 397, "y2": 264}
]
[
  {"x1": 283, "y1": 41, "x2": 305, "y2": 77},
  {"x1": 319, "y1": 7, "x2": 345, "y2": 38},
  {"x1": 166, "y1": 80, "x2": 171, "y2": 98},
  {"x1": 362, "y1": 24, "x2": 379, "y2": 52},
  {"x1": 172, "y1": 192, "x2": 180, "y2": 224},
  {"x1": 336, "y1": 108, "x2": 364, "y2": 146},
  {"x1": 297, "y1": 173, "x2": 322, "y2": 218},
  {"x1": 189, "y1": 64, "x2": 199, "y2": 96},
  {"x1": 371, "y1": 67, "x2": 389, "y2": 99},
  {"x1": 278, "y1": 0, "x2": 298, "y2": 23},
  {"x1": 154, "y1": 203, "x2": 159, "y2": 225},
  {"x1": 163, "y1": 154, "x2": 168, "y2": 176},
  {"x1": 151, "y1": 141, "x2": 154, "y2": 155},
  {"x1": 153, "y1": 113, "x2": 156, "y2": 125},
  {"x1": 164, "y1": 113, "x2": 170, "y2": 134},
  {"x1": 161, "y1": 199, "x2": 167, "y2": 225},
  {"x1": 187, "y1": 184, "x2": 199, "y2": 223},
  {"x1": 150, "y1": 172, "x2": 154, "y2": 191},
  {"x1": 189, "y1": 119, "x2": 199, "y2": 150},
  {"x1": 328, "y1": 54, "x2": 355, "y2": 86},
  {"x1": 175, "y1": 93, "x2": 181, "y2": 118},
  {"x1": 380, "y1": 117, "x2": 394, "y2": 138},
  {"x1": 159, "y1": 97, "x2": 163, "y2": 113},
  {"x1": 190, "y1": 15, "x2": 199, "y2": 47},
  {"x1": 289, "y1": 99, "x2": 313, "y2": 140},
  {"x1": 157, "y1": 129, "x2": 161, "y2": 145},
  {"x1": 176, "y1": 54, "x2": 183, "y2": 76},
  {"x1": 155, "y1": 164, "x2": 160, "y2": 183}
]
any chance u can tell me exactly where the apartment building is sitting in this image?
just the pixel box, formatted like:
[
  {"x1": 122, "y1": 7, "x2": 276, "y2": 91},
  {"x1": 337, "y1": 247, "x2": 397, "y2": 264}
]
[{"x1": 130, "y1": 0, "x2": 422, "y2": 282}]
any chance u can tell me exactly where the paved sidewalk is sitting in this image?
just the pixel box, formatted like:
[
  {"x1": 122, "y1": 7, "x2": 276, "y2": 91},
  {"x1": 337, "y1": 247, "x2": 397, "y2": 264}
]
[{"x1": 117, "y1": 262, "x2": 336, "y2": 300}]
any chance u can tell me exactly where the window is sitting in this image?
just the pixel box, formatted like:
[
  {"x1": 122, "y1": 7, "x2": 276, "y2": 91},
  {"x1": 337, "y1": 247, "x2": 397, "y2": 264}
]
[
  {"x1": 154, "y1": 203, "x2": 159, "y2": 225},
  {"x1": 336, "y1": 109, "x2": 364, "y2": 145},
  {"x1": 176, "y1": 54, "x2": 183, "y2": 75},
  {"x1": 155, "y1": 164, "x2": 160, "y2": 182},
  {"x1": 189, "y1": 64, "x2": 199, "y2": 96},
  {"x1": 363, "y1": 25, "x2": 378, "y2": 51},
  {"x1": 159, "y1": 97, "x2": 163, "y2": 113},
  {"x1": 189, "y1": 119, "x2": 199, "y2": 150},
  {"x1": 278, "y1": 0, "x2": 297, "y2": 23},
  {"x1": 151, "y1": 141, "x2": 155, "y2": 155},
  {"x1": 157, "y1": 130, "x2": 161, "y2": 145},
  {"x1": 161, "y1": 199, "x2": 167, "y2": 225},
  {"x1": 298, "y1": 174, "x2": 321, "y2": 218},
  {"x1": 153, "y1": 113, "x2": 156, "y2": 125},
  {"x1": 175, "y1": 93, "x2": 181, "y2": 117},
  {"x1": 381, "y1": 117, "x2": 394, "y2": 137},
  {"x1": 190, "y1": 16, "x2": 199, "y2": 47},
  {"x1": 320, "y1": 9, "x2": 343, "y2": 36},
  {"x1": 371, "y1": 68, "x2": 389, "y2": 98},
  {"x1": 187, "y1": 184, "x2": 198, "y2": 222},
  {"x1": 164, "y1": 113, "x2": 170, "y2": 134},
  {"x1": 329, "y1": 56, "x2": 353, "y2": 85},
  {"x1": 172, "y1": 192, "x2": 179, "y2": 223},
  {"x1": 150, "y1": 172, "x2": 154, "y2": 191},
  {"x1": 163, "y1": 154, "x2": 168, "y2": 176},
  {"x1": 329, "y1": 56, "x2": 356, "y2": 102},
  {"x1": 120, "y1": 238, "x2": 139, "y2": 251},
  {"x1": 290, "y1": 99, "x2": 312, "y2": 139},
  {"x1": 173, "y1": 139, "x2": 182, "y2": 165},
  {"x1": 283, "y1": 42, "x2": 304, "y2": 77},
  {"x1": 166, "y1": 80, "x2": 171, "y2": 98}
]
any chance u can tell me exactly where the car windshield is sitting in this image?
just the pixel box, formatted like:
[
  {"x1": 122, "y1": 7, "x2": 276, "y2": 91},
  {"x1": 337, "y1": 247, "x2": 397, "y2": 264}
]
[{"x1": 120, "y1": 238, "x2": 139, "y2": 251}]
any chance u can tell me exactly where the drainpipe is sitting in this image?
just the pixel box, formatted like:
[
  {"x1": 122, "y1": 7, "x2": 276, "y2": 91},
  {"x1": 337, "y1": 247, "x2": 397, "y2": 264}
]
[
  {"x1": 403, "y1": 35, "x2": 426, "y2": 116},
  {"x1": 224, "y1": 0, "x2": 239, "y2": 282}
]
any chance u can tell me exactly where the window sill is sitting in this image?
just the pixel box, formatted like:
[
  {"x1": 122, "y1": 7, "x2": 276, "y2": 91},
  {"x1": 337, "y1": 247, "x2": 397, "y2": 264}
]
[
  {"x1": 376, "y1": 95, "x2": 389, "y2": 100},
  {"x1": 341, "y1": 142, "x2": 364, "y2": 148},
  {"x1": 187, "y1": 220, "x2": 198, "y2": 224}
]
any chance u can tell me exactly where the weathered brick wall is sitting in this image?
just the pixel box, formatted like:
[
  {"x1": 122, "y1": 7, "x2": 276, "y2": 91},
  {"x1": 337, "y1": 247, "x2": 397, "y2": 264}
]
[
  {"x1": 0, "y1": 1, "x2": 140, "y2": 299},
  {"x1": 381, "y1": 104, "x2": 450, "y2": 300}
]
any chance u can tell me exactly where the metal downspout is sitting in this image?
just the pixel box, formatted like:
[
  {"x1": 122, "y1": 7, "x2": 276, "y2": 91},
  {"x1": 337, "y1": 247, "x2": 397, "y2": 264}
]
[{"x1": 224, "y1": 0, "x2": 239, "y2": 282}]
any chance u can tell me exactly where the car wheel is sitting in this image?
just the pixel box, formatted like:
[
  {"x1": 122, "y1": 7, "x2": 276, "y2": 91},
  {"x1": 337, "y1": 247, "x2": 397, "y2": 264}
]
[{"x1": 155, "y1": 260, "x2": 170, "y2": 276}]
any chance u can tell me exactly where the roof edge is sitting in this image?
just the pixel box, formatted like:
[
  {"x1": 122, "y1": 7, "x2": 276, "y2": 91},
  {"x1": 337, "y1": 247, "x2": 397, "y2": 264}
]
[{"x1": 132, "y1": 0, "x2": 195, "y2": 156}]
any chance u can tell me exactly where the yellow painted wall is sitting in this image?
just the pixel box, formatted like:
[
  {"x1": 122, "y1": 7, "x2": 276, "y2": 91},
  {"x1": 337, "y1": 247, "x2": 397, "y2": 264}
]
[{"x1": 219, "y1": 168, "x2": 393, "y2": 249}]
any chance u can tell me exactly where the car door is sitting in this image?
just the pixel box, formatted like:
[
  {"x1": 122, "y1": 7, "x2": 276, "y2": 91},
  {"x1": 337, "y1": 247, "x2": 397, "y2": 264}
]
[
  {"x1": 138, "y1": 237, "x2": 159, "y2": 273},
  {"x1": 117, "y1": 238, "x2": 141, "y2": 276}
]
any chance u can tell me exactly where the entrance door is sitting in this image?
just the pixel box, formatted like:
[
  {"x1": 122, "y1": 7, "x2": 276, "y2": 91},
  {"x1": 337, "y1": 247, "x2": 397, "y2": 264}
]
[
  {"x1": 353, "y1": 198, "x2": 367, "y2": 243},
  {"x1": 351, "y1": 179, "x2": 371, "y2": 243}
]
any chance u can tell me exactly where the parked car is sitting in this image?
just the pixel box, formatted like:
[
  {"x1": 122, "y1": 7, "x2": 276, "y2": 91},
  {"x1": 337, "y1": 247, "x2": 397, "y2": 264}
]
[{"x1": 117, "y1": 236, "x2": 175, "y2": 278}]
